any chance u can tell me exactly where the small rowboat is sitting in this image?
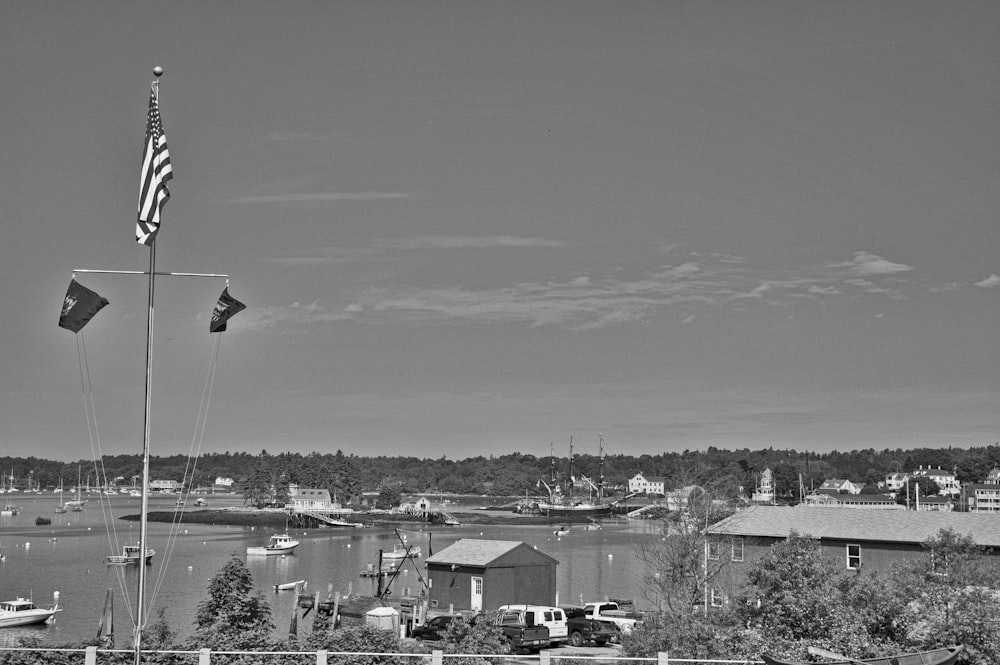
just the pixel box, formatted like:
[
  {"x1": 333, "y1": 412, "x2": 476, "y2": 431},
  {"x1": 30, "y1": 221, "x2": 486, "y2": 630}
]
[
  {"x1": 273, "y1": 580, "x2": 305, "y2": 592},
  {"x1": 761, "y1": 645, "x2": 963, "y2": 665}
]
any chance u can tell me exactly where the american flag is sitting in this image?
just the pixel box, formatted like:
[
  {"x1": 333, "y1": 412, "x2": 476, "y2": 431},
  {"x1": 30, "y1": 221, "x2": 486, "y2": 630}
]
[{"x1": 136, "y1": 85, "x2": 173, "y2": 245}]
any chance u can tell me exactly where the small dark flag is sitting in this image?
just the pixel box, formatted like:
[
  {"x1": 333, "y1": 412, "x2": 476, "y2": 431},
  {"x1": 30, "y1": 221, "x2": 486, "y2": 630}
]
[
  {"x1": 59, "y1": 279, "x2": 109, "y2": 333},
  {"x1": 210, "y1": 288, "x2": 246, "y2": 333}
]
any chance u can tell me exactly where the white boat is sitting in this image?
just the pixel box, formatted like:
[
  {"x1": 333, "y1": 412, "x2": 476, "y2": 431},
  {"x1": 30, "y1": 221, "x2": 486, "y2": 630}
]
[
  {"x1": 0, "y1": 596, "x2": 61, "y2": 628},
  {"x1": 553, "y1": 526, "x2": 571, "y2": 536},
  {"x1": 247, "y1": 532, "x2": 300, "y2": 556},
  {"x1": 54, "y1": 479, "x2": 67, "y2": 513},
  {"x1": 64, "y1": 466, "x2": 86, "y2": 511},
  {"x1": 107, "y1": 544, "x2": 155, "y2": 565},
  {"x1": 273, "y1": 579, "x2": 306, "y2": 591},
  {"x1": 194, "y1": 497, "x2": 207, "y2": 506},
  {"x1": 0, "y1": 504, "x2": 18, "y2": 517},
  {"x1": 381, "y1": 544, "x2": 421, "y2": 560}
]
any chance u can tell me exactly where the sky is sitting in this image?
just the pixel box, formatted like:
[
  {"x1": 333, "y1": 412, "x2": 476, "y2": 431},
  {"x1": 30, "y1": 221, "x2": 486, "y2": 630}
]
[{"x1": 2, "y1": 1, "x2": 999, "y2": 463}]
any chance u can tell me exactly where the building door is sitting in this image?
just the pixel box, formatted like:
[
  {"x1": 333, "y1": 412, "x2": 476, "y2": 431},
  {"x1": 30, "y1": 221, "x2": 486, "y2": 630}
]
[{"x1": 470, "y1": 576, "x2": 483, "y2": 611}]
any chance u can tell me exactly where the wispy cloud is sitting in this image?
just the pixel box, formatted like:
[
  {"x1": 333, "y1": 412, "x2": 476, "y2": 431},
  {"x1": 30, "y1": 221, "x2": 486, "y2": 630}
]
[
  {"x1": 261, "y1": 246, "x2": 386, "y2": 266},
  {"x1": 221, "y1": 300, "x2": 355, "y2": 333},
  {"x1": 833, "y1": 251, "x2": 913, "y2": 277},
  {"x1": 377, "y1": 236, "x2": 566, "y2": 250},
  {"x1": 974, "y1": 274, "x2": 1000, "y2": 288},
  {"x1": 234, "y1": 192, "x2": 408, "y2": 204},
  {"x1": 251, "y1": 249, "x2": 933, "y2": 331},
  {"x1": 337, "y1": 250, "x2": 919, "y2": 329}
]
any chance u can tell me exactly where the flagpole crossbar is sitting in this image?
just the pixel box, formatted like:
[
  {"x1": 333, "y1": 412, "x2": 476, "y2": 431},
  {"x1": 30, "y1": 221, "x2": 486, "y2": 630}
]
[{"x1": 73, "y1": 269, "x2": 230, "y2": 278}]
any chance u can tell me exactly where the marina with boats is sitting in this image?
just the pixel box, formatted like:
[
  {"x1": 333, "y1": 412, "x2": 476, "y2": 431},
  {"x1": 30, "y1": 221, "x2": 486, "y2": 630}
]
[{"x1": 0, "y1": 493, "x2": 659, "y2": 646}]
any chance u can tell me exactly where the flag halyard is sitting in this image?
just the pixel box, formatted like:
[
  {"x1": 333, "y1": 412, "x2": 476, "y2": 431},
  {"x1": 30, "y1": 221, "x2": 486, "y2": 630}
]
[{"x1": 136, "y1": 85, "x2": 173, "y2": 245}]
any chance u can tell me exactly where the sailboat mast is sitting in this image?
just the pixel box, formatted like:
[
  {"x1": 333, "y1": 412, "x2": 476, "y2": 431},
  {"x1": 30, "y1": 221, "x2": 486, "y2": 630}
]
[
  {"x1": 567, "y1": 434, "x2": 574, "y2": 500},
  {"x1": 598, "y1": 433, "x2": 604, "y2": 502},
  {"x1": 134, "y1": 225, "x2": 156, "y2": 665}
]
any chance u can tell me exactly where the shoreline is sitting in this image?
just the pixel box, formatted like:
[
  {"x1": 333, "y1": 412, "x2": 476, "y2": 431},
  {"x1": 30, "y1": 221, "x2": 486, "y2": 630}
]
[{"x1": 125, "y1": 509, "x2": 568, "y2": 528}]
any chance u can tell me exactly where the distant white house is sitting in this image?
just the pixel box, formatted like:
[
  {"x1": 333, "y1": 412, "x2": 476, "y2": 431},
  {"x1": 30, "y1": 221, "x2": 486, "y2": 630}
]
[
  {"x1": 911, "y1": 466, "x2": 961, "y2": 497},
  {"x1": 213, "y1": 476, "x2": 236, "y2": 493},
  {"x1": 287, "y1": 484, "x2": 332, "y2": 510},
  {"x1": 986, "y1": 468, "x2": 1000, "y2": 484},
  {"x1": 961, "y1": 483, "x2": 1000, "y2": 512},
  {"x1": 150, "y1": 479, "x2": 181, "y2": 493},
  {"x1": 818, "y1": 478, "x2": 862, "y2": 495},
  {"x1": 884, "y1": 472, "x2": 908, "y2": 493},
  {"x1": 628, "y1": 473, "x2": 665, "y2": 496},
  {"x1": 801, "y1": 491, "x2": 903, "y2": 510},
  {"x1": 751, "y1": 469, "x2": 774, "y2": 504},
  {"x1": 399, "y1": 496, "x2": 432, "y2": 515}
]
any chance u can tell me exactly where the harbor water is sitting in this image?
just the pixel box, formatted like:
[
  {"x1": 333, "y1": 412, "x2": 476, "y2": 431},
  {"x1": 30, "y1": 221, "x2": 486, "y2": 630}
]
[{"x1": 0, "y1": 494, "x2": 662, "y2": 646}]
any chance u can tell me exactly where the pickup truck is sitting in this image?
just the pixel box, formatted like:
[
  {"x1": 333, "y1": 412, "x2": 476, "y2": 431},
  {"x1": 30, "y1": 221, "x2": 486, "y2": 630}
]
[
  {"x1": 484, "y1": 609, "x2": 551, "y2": 652},
  {"x1": 561, "y1": 606, "x2": 620, "y2": 646},
  {"x1": 581, "y1": 601, "x2": 644, "y2": 634}
]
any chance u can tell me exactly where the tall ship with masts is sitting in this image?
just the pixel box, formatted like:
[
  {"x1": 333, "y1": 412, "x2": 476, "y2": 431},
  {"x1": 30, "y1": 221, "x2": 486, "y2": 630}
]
[{"x1": 537, "y1": 434, "x2": 617, "y2": 518}]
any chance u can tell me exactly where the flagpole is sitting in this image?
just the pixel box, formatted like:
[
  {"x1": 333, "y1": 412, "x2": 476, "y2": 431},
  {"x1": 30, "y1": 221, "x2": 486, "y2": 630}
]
[
  {"x1": 62, "y1": 67, "x2": 244, "y2": 664},
  {"x1": 133, "y1": 69, "x2": 163, "y2": 665}
]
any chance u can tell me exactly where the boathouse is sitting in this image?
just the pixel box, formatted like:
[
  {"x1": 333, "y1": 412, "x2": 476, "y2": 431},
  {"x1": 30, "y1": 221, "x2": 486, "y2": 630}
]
[
  {"x1": 704, "y1": 505, "x2": 1000, "y2": 608},
  {"x1": 424, "y1": 539, "x2": 558, "y2": 612}
]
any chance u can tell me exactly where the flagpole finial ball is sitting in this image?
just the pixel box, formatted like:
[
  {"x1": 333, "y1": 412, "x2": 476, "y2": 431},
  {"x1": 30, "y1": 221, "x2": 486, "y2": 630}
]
[{"x1": 153, "y1": 66, "x2": 164, "y2": 77}]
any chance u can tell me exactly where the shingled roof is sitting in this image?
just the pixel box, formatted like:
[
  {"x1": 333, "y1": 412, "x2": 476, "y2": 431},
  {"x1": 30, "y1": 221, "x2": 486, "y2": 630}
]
[
  {"x1": 707, "y1": 505, "x2": 1000, "y2": 548},
  {"x1": 424, "y1": 538, "x2": 556, "y2": 566}
]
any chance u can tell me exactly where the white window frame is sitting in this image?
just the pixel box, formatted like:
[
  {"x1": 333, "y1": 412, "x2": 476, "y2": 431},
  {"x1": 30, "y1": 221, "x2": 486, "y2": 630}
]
[
  {"x1": 846, "y1": 543, "x2": 861, "y2": 570},
  {"x1": 707, "y1": 539, "x2": 720, "y2": 561},
  {"x1": 731, "y1": 537, "x2": 744, "y2": 562},
  {"x1": 710, "y1": 588, "x2": 724, "y2": 607}
]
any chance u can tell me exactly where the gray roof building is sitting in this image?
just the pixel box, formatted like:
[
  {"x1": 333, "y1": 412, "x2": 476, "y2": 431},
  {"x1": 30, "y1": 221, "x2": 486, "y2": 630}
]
[{"x1": 707, "y1": 504, "x2": 1000, "y2": 548}]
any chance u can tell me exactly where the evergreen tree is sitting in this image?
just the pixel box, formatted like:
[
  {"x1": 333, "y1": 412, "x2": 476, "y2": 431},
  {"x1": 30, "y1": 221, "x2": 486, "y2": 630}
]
[{"x1": 189, "y1": 555, "x2": 274, "y2": 652}]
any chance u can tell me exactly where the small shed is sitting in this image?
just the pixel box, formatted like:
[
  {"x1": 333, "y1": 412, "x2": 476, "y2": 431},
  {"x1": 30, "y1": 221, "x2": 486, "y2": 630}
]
[
  {"x1": 335, "y1": 596, "x2": 384, "y2": 628},
  {"x1": 424, "y1": 538, "x2": 558, "y2": 612}
]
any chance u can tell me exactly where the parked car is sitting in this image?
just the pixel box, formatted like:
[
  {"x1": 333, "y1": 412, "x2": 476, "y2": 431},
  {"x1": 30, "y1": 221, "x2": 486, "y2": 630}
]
[
  {"x1": 411, "y1": 615, "x2": 458, "y2": 641},
  {"x1": 496, "y1": 604, "x2": 568, "y2": 646},
  {"x1": 482, "y1": 608, "x2": 550, "y2": 652},
  {"x1": 561, "y1": 605, "x2": 620, "y2": 646},
  {"x1": 580, "y1": 601, "x2": 644, "y2": 634}
]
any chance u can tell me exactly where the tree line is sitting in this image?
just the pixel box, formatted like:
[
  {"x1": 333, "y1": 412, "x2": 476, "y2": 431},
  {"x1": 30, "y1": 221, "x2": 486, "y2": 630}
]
[{"x1": 3, "y1": 442, "x2": 1000, "y2": 504}]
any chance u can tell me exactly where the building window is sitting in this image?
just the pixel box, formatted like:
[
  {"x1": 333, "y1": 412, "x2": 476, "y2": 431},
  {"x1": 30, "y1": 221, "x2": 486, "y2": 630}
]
[
  {"x1": 846, "y1": 543, "x2": 861, "y2": 570},
  {"x1": 710, "y1": 588, "x2": 724, "y2": 607},
  {"x1": 707, "y1": 539, "x2": 720, "y2": 560},
  {"x1": 931, "y1": 550, "x2": 950, "y2": 576},
  {"x1": 731, "y1": 537, "x2": 744, "y2": 562}
]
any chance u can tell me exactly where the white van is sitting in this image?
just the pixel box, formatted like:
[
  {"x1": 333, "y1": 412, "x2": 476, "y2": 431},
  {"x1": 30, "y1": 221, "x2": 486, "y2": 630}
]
[{"x1": 497, "y1": 605, "x2": 568, "y2": 645}]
